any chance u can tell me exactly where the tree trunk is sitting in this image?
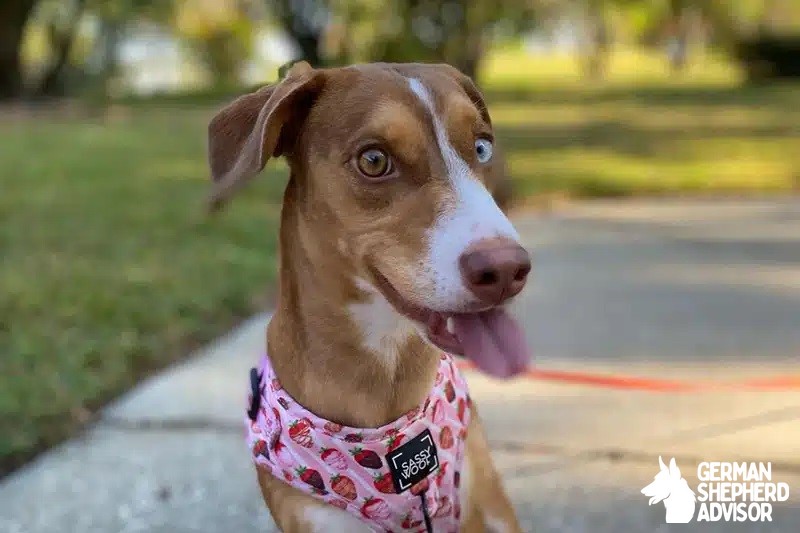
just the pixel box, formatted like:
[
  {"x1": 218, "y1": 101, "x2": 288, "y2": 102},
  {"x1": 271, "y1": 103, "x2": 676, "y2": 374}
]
[
  {"x1": 447, "y1": 0, "x2": 485, "y2": 82},
  {"x1": 272, "y1": 0, "x2": 326, "y2": 67},
  {"x1": 0, "y1": 0, "x2": 38, "y2": 99},
  {"x1": 665, "y1": 0, "x2": 689, "y2": 73},
  {"x1": 450, "y1": 30, "x2": 483, "y2": 81},
  {"x1": 458, "y1": 52, "x2": 481, "y2": 81},
  {"x1": 293, "y1": 33, "x2": 323, "y2": 67},
  {"x1": 97, "y1": 18, "x2": 121, "y2": 95},
  {"x1": 36, "y1": 0, "x2": 87, "y2": 97},
  {"x1": 584, "y1": 0, "x2": 610, "y2": 80}
]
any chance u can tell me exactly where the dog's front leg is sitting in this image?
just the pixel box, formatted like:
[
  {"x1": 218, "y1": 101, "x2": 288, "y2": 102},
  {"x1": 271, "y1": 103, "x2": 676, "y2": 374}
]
[
  {"x1": 460, "y1": 410, "x2": 523, "y2": 533},
  {"x1": 256, "y1": 466, "x2": 371, "y2": 532}
]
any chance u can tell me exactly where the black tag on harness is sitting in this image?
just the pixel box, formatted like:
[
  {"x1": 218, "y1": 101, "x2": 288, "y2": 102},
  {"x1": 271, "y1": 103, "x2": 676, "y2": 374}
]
[{"x1": 385, "y1": 428, "x2": 439, "y2": 493}]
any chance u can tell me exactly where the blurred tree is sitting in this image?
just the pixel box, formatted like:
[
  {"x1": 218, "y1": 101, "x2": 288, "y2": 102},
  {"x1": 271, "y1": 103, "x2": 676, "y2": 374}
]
[
  {"x1": 35, "y1": 0, "x2": 88, "y2": 96},
  {"x1": 443, "y1": 0, "x2": 540, "y2": 80},
  {"x1": 604, "y1": 0, "x2": 783, "y2": 74},
  {"x1": 87, "y1": 0, "x2": 170, "y2": 95},
  {"x1": 327, "y1": 0, "x2": 539, "y2": 81},
  {"x1": 0, "y1": 0, "x2": 38, "y2": 99},
  {"x1": 583, "y1": 0, "x2": 612, "y2": 79},
  {"x1": 440, "y1": 0, "x2": 540, "y2": 79},
  {"x1": 326, "y1": 0, "x2": 382, "y2": 65},
  {"x1": 658, "y1": 0, "x2": 690, "y2": 72},
  {"x1": 624, "y1": 0, "x2": 797, "y2": 51},
  {"x1": 267, "y1": 0, "x2": 330, "y2": 66},
  {"x1": 175, "y1": 0, "x2": 255, "y2": 86}
]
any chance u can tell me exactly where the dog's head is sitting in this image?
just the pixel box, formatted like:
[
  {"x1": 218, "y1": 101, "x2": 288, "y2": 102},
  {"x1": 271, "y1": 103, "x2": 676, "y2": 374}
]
[{"x1": 207, "y1": 62, "x2": 530, "y2": 377}]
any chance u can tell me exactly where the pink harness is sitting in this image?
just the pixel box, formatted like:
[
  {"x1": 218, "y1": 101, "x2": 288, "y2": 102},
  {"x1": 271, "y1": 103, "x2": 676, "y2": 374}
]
[{"x1": 245, "y1": 352, "x2": 472, "y2": 532}]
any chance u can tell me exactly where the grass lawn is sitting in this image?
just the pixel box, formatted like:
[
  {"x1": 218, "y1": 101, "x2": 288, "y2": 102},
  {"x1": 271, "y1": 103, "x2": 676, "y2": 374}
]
[
  {"x1": 1, "y1": 47, "x2": 798, "y2": 476},
  {"x1": 0, "y1": 107, "x2": 287, "y2": 474},
  {"x1": 483, "y1": 47, "x2": 800, "y2": 199}
]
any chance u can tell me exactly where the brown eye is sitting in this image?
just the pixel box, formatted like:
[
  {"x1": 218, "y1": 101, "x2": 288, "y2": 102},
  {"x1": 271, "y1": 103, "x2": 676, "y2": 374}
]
[{"x1": 356, "y1": 148, "x2": 391, "y2": 178}]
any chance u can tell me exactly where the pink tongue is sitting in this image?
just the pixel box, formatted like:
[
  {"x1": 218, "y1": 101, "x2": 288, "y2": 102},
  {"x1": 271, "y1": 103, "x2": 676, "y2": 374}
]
[{"x1": 451, "y1": 308, "x2": 531, "y2": 378}]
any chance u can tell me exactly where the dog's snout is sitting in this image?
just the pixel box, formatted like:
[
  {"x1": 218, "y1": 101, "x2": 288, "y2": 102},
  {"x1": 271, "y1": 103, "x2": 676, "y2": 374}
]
[{"x1": 459, "y1": 238, "x2": 531, "y2": 305}]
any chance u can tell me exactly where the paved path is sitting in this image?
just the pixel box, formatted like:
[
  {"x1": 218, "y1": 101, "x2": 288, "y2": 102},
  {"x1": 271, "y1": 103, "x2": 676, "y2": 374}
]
[{"x1": 2, "y1": 199, "x2": 799, "y2": 532}]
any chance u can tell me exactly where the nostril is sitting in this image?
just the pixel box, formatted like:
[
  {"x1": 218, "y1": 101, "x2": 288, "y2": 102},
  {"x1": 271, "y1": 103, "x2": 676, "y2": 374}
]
[
  {"x1": 514, "y1": 264, "x2": 531, "y2": 282},
  {"x1": 476, "y1": 270, "x2": 497, "y2": 286}
]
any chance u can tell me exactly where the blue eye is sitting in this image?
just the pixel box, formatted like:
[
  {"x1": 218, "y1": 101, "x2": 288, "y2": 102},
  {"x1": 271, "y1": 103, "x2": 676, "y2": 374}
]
[{"x1": 475, "y1": 138, "x2": 493, "y2": 164}]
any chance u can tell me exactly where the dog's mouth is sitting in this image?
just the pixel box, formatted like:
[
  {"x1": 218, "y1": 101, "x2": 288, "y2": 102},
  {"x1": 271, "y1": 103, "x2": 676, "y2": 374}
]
[{"x1": 371, "y1": 269, "x2": 530, "y2": 378}]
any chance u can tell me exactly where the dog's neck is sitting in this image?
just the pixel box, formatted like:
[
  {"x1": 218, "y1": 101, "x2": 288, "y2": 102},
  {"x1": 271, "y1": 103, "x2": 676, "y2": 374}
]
[{"x1": 266, "y1": 178, "x2": 440, "y2": 428}]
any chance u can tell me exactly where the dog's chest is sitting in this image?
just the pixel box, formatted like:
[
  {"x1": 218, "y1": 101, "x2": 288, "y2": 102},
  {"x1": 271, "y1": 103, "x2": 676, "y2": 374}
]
[{"x1": 247, "y1": 352, "x2": 472, "y2": 531}]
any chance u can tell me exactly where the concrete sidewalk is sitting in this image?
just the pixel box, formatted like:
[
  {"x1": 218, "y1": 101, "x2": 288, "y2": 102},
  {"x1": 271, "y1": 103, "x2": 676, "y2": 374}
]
[{"x1": 2, "y1": 199, "x2": 799, "y2": 532}]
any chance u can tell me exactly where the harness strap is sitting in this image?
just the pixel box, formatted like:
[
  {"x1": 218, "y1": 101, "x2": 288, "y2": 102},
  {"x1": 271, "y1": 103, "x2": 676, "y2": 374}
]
[{"x1": 419, "y1": 490, "x2": 434, "y2": 533}]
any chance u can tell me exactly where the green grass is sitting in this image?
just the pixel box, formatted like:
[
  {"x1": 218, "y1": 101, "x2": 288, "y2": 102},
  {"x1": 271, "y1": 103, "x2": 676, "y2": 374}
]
[
  {"x1": 0, "y1": 108, "x2": 287, "y2": 474},
  {"x1": 481, "y1": 47, "x2": 800, "y2": 199},
  {"x1": 1, "y1": 46, "x2": 798, "y2": 476}
]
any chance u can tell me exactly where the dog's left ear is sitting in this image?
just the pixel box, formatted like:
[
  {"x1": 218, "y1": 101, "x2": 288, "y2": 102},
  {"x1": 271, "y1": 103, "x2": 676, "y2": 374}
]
[{"x1": 207, "y1": 61, "x2": 324, "y2": 211}]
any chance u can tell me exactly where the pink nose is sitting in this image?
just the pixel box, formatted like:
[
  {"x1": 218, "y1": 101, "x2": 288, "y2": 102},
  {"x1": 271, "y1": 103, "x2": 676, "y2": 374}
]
[{"x1": 459, "y1": 238, "x2": 531, "y2": 305}]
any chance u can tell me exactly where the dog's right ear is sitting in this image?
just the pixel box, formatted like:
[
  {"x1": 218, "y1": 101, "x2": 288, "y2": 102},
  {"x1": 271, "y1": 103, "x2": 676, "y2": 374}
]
[{"x1": 207, "y1": 61, "x2": 324, "y2": 211}]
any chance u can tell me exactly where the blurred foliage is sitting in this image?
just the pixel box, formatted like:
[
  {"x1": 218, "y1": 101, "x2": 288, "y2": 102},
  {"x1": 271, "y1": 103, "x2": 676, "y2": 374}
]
[
  {"x1": 481, "y1": 47, "x2": 799, "y2": 199},
  {"x1": 2, "y1": 0, "x2": 800, "y2": 100},
  {"x1": 0, "y1": 0, "x2": 38, "y2": 98},
  {"x1": 736, "y1": 34, "x2": 800, "y2": 81},
  {"x1": 175, "y1": 0, "x2": 256, "y2": 86},
  {"x1": 35, "y1": 0, "x2": 87, "y2": 96},
  {"x1": 267, "y1": 0, "x2": 328, "y2": 66},
  {"x1": 325, "y1": 0, "x2": 541, "y2": 78}
]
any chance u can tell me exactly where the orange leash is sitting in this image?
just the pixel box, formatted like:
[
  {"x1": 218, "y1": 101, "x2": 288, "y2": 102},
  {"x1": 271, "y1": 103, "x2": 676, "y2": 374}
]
[{"x1": 455, "y1": 360, "x2": 800, "y2": 392}]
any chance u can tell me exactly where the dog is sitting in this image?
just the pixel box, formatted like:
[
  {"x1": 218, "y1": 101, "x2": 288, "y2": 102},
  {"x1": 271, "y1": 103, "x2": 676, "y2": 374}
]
[
  {"x1": 207, "y1": 61, "x2": 532, "y2": 532},
  {"x1": 641, "y1": 456, "x2": 696, "y2": 524}
]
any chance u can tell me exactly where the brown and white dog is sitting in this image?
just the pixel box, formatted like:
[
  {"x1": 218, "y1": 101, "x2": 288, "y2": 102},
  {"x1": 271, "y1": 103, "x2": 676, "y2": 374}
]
[{"x1": 208, "y1": 62, "x2": 531, "y2": 532}]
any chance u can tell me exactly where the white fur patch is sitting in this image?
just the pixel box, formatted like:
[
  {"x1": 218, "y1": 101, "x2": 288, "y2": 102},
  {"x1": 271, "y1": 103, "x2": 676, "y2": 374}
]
[
  {"x1": 304, "y1": 504, "x2": 370, "y2": 532},
  {"x1": 407, "y1": 77, "x2": 519, "y2": 311},
  {"x1": 459, "y1": 451, "x2": 473, "y2": 525},
  {"x1": 348, "y1": 278, "x2": 416, "y2": 372},
  {"x1": 486, "y1": 514, "x2": 511, "y2": 533}
]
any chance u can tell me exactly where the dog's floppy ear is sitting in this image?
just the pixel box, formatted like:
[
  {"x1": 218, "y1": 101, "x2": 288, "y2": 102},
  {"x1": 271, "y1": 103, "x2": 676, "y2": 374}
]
[{"x1": 207, "y1": 61, "x2": 324, "y2": 211}]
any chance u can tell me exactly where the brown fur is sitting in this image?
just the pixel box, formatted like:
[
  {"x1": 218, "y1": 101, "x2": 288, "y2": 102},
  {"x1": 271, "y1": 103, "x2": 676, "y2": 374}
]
[{"x1": 208, "y1": 62, "x2": 521, "y2": 532}]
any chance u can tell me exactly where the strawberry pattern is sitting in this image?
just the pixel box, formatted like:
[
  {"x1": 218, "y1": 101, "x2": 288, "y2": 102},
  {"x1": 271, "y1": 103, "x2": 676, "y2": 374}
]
[{"x1": 246, "y1": 351, "x2": 470, "y2": 532}]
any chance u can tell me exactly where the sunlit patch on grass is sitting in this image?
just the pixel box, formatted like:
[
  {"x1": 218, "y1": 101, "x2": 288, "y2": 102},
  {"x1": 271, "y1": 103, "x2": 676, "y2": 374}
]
[
  {"x1": 482, "y1": 46, "x2": 742, "y2": 92},
  {"x1": 484, "y1": 47, "x2": 799, "y2": 199}
]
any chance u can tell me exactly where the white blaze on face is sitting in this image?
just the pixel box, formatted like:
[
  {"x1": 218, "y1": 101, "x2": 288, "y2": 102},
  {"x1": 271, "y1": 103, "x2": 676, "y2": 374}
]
[{"x1": 407, "y1": 77, "x2": 520, "y2": 310}]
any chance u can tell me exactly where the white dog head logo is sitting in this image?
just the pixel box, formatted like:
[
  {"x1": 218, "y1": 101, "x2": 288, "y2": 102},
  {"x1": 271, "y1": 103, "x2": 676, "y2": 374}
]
[{"x1": 641, "y1": 456, "x2": 696, "y2": 523}]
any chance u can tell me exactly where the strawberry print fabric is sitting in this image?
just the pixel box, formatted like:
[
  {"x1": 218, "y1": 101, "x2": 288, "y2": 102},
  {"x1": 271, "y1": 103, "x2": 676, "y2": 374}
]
[{"x1": 245, "y1": 352, "x2": 472, "y2": 532}]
